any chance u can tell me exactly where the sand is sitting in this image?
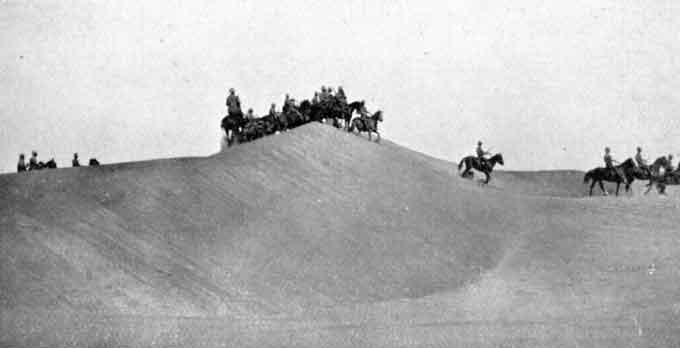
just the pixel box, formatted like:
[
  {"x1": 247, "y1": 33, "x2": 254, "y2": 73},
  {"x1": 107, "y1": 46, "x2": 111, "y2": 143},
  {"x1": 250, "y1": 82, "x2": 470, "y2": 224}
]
[{"x1": 1, "y1": 123, "x2": 678, "y2": 347}]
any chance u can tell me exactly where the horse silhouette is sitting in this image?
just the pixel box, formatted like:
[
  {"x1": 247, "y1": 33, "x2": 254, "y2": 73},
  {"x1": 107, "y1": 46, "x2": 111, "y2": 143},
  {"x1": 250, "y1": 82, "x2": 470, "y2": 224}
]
[
  {"x1": 458, "y1": 153, "x2": 504, "y2": 184},
  {"x1": 583, "y1": 158, "x2": 636, "y2": 196},
  {"x1": 349, "y1": 110, "x2": 383, "y2": 142}
]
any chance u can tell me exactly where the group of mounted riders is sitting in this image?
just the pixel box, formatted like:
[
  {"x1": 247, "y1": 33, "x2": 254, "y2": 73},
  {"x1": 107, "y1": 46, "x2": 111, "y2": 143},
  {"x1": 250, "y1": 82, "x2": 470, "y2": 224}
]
[
  {"x1": 585, "y1": 146, "x2": 680, "y2": 196},
  {"x1": 221, "y1": 86, "x2": 383, "y2": 146}
]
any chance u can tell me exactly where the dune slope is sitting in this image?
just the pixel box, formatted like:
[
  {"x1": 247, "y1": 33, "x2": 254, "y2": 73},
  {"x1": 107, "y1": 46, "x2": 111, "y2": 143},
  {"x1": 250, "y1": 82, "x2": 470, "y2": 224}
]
[
  {"x1": 0, "y1": 123, "x2": 537, "y2": 318},
  {"x1": 2, "y1": 123, "x2": 679, "y2": 348}
]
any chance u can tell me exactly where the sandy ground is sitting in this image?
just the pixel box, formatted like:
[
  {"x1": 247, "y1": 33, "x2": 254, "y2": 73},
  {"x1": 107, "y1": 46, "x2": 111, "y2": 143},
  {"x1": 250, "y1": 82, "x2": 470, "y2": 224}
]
[{"x1": 1, "y1": 123, "x2": 679, "y2": 347}]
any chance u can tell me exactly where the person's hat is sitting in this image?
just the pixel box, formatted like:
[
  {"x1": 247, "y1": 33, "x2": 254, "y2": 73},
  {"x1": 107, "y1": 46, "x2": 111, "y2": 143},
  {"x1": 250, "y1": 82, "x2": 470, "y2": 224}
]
[
  {"x1": 229, "y1": 88, "x2": 235, "y2": 92},
  {"x1": 19, "y1": 153, "x2": 24, "y2": 158},
  {"x1": 478, "y1": 141, "x2": 482, "y2": 145}
]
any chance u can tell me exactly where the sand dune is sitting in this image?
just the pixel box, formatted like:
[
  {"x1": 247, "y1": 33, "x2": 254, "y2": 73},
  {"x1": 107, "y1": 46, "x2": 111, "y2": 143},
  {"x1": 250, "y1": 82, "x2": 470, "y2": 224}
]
[{"x1": 1, "y1": 123, "x2": 679, "y2": 347}]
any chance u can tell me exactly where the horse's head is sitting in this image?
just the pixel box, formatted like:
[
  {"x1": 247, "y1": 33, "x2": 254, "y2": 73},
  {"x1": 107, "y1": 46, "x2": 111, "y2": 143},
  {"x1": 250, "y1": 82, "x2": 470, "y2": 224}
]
[
  {"x1": 489, "y1": 153, "x2": 504, "y2": 166},
  {"x1": 373, "y1": 110, "x2": 383, "y2": 122},
  {"x1": 620, "y1": 158, "x2": 636, "y2": 169}
]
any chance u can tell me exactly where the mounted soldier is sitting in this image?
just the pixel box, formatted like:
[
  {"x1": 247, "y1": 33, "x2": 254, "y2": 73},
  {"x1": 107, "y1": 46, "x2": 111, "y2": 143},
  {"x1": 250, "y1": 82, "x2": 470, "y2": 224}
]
[
  {"x1": 336, "y1": 86, "x2": 347, "y2": 104},
  {"x1": 666, "y1": 154, "x2": 675, "y2": 173},
  {"x1": 283, "y1": 94, "x2": 292, "y2": 114},
  {"x1": 604, "y1": 147, "x2": 629, "y2": 185},
  {"x1": 476, "y1": 141, "x2": 490, "y2": 167},
  {"x1": 635, "y1": 147, "x2": 648, "y2": 168},
  {"x1": 635, "y1": 146, "x2": 650, "y2": 176},
  {"x1": 225, "y1": 88, "x2": 243, "y2": 119},
  {"x1": 269, "y1": 103, "x2": 277, "y2": 117}
]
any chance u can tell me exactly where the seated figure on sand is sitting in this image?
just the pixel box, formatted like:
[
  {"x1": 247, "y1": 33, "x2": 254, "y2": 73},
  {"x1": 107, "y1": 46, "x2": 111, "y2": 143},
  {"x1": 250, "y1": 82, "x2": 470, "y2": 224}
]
[{"x1": 28, "y1": 151, "x2": 39, "y2": 171}]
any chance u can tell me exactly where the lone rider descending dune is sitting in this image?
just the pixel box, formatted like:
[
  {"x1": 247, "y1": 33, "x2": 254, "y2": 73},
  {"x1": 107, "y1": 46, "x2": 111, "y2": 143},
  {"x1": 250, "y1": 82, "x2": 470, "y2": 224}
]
[{"x1": 476, "y1": 141, "x2": 490, "y2": 166}]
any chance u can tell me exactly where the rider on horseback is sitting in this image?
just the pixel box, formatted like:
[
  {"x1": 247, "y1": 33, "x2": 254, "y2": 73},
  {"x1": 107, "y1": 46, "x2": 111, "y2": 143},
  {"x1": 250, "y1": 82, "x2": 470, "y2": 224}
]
[
  {"x1": 336, "y1": 86, "x2": 347, "y2": 104},
  {"x1": 635, "y1": 146, "x2": 650, "y2": 175},
  {"x1": 358, "y1": 100, "x2": 369, "y2": 120},
  {"x1": 269, "y1": 103, "x2": 277, "y2": 117},
  {"x1": 226, "y1": 88, "x2": 242, "y2": 119},
  {"x1": 666, "y1": 154, "x2": 675, "y2": 173},
  {"x1": 604, "y1": 147, "x2": 629, "y2": 185},
  {"x1": 476, "y1": 141, "x2": 490, "y2": 167}
]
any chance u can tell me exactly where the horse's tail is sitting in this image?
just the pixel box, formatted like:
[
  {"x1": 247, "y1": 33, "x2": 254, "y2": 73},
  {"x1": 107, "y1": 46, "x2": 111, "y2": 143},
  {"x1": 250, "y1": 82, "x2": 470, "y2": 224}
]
[
  {"x1": 458, "y1": 158, "x2": 465, "y2": 170},
  {"x1": 583, "y1": 171, "x2": 591, "y2": 184}
]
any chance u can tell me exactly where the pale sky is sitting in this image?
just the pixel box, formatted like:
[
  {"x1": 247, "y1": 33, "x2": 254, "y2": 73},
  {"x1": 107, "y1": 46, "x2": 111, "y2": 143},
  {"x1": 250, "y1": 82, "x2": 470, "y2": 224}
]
[{"x1": 2, "y1": 0, "x2": 680, "y2": 173}]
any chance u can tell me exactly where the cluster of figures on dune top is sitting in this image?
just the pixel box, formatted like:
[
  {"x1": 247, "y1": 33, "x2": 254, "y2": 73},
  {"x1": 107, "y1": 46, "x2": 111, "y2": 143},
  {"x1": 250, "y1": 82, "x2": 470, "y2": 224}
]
[
  {"x1": 16, "y1": 151, "x2": 100, "y2": 173},
  {"x1": 584, "y1": 146, "x2": 680, "y2": 196},
  {"x1": 220, "y1": 86, "x2": 383, "y2": 146}
]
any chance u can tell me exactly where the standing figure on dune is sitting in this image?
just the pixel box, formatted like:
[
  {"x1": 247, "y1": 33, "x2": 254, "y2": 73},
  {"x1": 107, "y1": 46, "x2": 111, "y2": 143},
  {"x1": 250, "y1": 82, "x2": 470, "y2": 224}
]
[
  {"x1": 72, "y1": 153, "x2": 80, "y2": 167},
  {"x1": 603, "y1": 147, "x2": 628, "y2": 185},
  {"x1": 17, "y1": 154, "x2": 27, "y2": 172},
  {"x1": 226, "y1": 88, "x2": 242, "y2": 119}
]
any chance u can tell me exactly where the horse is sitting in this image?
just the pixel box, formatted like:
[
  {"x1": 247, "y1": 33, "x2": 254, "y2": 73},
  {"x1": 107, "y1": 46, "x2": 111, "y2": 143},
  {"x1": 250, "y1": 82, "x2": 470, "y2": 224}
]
[
  {"x1": 583, "y1": 158, "x2": 636, "y2": 196},
  {"x1": 278, "y1": 107, "x2": 307, "y2": 131},
  {"x1": 349, "y1": 110, "x2": 383, "y2": 141},
  {"x1": 648, "y1": 156, "x2": 670, "y2": 176},
  {"x1": 29, "y1": 159, "x2": 58, "y2": 171},
  {"x1": 457, "y1": 153, "x2": 505, "y2": 184},
  {"x1": 220, "y1": 113, "x2": 246, "y2": 146},
  {"x1": 641, "y1": 156, "x2": 676, "y2": 194},
  {"x1": 646, "y1": 171, "x2": 680, "y2": 194}
]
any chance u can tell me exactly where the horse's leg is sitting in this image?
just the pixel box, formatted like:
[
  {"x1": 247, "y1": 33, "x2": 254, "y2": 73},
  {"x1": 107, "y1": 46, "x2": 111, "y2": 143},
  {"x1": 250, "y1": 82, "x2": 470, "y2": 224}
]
[
  {"x1": 615, "y1": 182, "x2": 620, "y2": 196},
  {"x1": 484, "y1": 171, "x2": 490, "y2": 184},
  {"x1": 598, "y1": 181, "x2": 607, "y2": 195},
  {"x1": 461, "y1": 161, "x2": 470, "y2": 178},
  {"x1": 375, "y1": 131, "x2": 381, "y2": 143},
  {"x1": 589, "y1": 180, "x2": 595, "y2": 196}
]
